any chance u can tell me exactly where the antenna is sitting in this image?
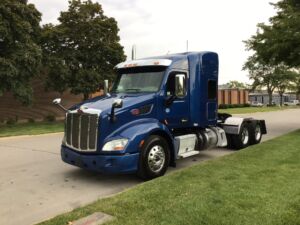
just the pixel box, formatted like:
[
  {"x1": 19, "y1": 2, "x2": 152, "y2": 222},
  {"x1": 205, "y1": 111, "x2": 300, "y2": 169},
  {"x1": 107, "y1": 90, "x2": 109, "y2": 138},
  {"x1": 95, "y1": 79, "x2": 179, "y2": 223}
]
[
  {"x1": 131, "y1": 45, "x2": 137, "y2": 60},
  {"x1": 186, "y1": 40, "x2": 189, "y2": 52}
]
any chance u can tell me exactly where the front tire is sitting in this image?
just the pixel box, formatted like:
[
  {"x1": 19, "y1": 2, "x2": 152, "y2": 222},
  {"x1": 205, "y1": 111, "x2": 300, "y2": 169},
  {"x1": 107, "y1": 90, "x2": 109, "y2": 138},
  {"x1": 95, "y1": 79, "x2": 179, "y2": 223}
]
[{"x1": 137, "y1": 135, "x2": 170, "y2": 180}]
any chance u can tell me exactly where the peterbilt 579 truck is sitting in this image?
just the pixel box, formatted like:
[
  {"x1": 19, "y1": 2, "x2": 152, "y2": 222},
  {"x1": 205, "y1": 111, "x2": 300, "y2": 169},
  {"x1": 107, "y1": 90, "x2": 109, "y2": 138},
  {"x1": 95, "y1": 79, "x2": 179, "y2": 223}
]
[{"x1": 53, "y1": 52, "x2": 267, "y2": 180}]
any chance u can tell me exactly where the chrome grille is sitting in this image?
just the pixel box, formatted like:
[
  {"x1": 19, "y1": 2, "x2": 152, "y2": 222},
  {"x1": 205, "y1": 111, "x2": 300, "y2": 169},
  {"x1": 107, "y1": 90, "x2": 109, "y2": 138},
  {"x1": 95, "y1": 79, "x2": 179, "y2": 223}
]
[{"x1": 65, "y1": 113, "x2": 99, "y2": 152}]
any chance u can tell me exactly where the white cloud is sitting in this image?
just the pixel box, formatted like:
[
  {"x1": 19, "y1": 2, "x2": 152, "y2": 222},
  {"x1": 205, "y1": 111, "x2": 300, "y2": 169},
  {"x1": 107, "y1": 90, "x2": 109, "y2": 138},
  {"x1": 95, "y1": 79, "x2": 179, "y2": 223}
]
[{"x1": 29, "y1": 0, "x2": 279, "y2": 84}]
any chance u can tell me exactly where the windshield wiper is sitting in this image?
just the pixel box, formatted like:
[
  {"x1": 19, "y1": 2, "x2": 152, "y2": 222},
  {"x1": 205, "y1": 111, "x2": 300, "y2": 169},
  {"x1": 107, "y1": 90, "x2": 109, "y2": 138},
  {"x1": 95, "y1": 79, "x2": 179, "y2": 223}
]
[{"x1": 125, "y1": 88, "x2": 141, "y2": 92}]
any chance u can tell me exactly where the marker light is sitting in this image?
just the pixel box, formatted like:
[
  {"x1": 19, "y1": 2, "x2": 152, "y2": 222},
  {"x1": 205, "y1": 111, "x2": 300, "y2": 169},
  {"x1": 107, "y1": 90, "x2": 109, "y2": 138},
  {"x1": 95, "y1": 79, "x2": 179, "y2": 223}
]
[
  {"x1": 102, "y1": 139, "x2": 128, "y2": 151},
  {"x1": 131, "y1": 108, "x2": 140, "y2": 116}
]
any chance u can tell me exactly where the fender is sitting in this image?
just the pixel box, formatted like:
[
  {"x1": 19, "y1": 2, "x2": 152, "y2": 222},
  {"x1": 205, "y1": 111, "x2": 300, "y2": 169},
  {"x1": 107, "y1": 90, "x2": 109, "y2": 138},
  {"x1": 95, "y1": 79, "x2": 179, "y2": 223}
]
[
  {"x1": 222, "y1": 117, "x2": 267, "y2": 135},
  {"x1": 222, "y1": 117, "x2": 245, "y2": 134},
  {"x1": 103, "y1": 118, "x2": 175, "y2": 163}
]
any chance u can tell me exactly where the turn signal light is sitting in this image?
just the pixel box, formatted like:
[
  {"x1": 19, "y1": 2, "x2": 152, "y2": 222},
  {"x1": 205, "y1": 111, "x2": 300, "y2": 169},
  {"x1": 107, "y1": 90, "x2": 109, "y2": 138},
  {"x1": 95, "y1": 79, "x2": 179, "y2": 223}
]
[{"x1": 131, "y1": 108, "x2": 140, "y2": 116}]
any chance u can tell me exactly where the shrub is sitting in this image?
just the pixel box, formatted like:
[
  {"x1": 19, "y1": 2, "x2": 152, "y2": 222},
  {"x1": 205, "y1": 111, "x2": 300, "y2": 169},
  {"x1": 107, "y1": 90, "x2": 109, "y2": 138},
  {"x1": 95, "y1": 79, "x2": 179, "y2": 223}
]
[
  {"x1": 28, "y1": 118, "x2": 35, "y2": 123},
  {"x1": 218, "y1": 104, "x2": 228, "y2": 109},
  {"x1": 6, "y1": 118, "x2": 16, "y2": 125},
  {"x1": 44, "y1": 115, "x2": 56, "y2": 122},
  {"x1": 219, "y1": 103, "x2": 251, "y2": 109}
]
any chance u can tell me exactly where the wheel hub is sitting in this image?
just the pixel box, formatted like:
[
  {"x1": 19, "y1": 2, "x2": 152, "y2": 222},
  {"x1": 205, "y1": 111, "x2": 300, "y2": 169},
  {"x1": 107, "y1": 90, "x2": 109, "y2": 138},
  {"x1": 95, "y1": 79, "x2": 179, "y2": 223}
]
[
  {"x1": 255, "y1": 125, "x2": 262, "y2": 141},
  {"x1": 148, "y1": 145, "x2": 165, "y2": 173},
  {"x1": 241, "y1": 127, "x2": 249, "y2": 145}
]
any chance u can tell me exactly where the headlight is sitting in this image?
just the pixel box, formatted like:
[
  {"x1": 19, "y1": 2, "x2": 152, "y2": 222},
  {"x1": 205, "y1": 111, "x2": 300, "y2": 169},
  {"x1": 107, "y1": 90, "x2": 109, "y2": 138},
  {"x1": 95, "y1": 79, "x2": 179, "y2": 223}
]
[{"x1": 102, "y1": 139, "x2": 128, "y2": 151}]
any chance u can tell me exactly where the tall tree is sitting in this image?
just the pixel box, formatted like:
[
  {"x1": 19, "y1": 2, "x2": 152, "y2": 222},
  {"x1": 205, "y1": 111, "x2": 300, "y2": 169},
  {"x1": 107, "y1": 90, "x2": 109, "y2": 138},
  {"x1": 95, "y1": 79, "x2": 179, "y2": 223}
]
[
  {"x1": 245, "y1": 0, "x2": 300, "y2": 67},
  {"x1": 274, "y1": 67, "x2": 297, "y2": 106},
  {"x1": 243, "y1": 55, "x2": 282, "y2": 105},
  {"x1": 42, "y1": 0, "x2": 126, "y2": 100},
  {"x1": 290, "y1": 69, "x2": 300, "y2": 100},
  {"x1": 0, "y1": 0, "x2": 42, "y2": 104},
  {"x1": 226, "y1": 80, "x2": 249, "y2": 89}
]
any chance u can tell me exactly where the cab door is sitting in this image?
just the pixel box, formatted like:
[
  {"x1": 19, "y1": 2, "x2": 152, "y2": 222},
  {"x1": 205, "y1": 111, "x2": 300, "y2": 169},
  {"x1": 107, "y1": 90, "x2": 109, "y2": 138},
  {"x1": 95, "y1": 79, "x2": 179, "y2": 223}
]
[{"x1": 163, "y1": 71, "x2": 190, "y2": 128}]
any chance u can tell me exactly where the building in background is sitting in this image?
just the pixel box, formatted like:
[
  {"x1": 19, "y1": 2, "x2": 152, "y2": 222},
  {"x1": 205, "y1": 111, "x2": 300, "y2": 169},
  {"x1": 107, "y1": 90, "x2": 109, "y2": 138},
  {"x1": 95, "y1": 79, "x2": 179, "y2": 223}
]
[
  {"x1": 218, "y1": 87, "x2": 249, "y2": 105},
  {"x1": 249, "y1": 91, "x2": 297, "y2": 105}
]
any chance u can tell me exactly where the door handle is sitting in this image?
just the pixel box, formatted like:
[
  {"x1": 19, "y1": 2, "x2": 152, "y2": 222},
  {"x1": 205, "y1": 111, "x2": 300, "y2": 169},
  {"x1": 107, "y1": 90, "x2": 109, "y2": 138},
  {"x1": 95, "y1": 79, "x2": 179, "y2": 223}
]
[{"x1": 181, "y1": 118, "x2": 188, "y2": 123}]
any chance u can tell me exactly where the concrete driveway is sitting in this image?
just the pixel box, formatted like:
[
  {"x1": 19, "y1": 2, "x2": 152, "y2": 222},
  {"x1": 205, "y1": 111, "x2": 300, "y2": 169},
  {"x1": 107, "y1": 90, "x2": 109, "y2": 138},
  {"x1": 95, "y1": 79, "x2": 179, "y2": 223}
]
[{"x1": 1, "y1": 108, "x2": 300, "y2": 225}]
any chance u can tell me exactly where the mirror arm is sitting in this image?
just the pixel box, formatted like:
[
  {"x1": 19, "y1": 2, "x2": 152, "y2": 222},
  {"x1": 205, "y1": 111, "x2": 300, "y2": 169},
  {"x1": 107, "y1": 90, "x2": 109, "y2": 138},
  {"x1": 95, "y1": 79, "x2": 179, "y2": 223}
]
[
  {"x1": 57, "y1": 104, "x2": 68, "y2": 112},
  {"x1": 164, "y1": 95, "x2": 176, "y2": 107},
  {"x1": 110, "y1": 106, "x2": 116, "y2": 122},
  {"x1": 53, "y1": 98, "x2": 68, "y2": 112}
]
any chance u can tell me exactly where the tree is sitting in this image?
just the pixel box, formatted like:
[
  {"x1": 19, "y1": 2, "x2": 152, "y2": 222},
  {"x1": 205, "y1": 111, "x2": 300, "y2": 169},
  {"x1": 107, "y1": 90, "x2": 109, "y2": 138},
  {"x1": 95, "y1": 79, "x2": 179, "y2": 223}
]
[
  {"x1": 245, "y1": 0, "x2": 300, "y2": 67},
  {"x1": 0, "y1": 0, "x2": 42, "y2": 104},
  {"x1": 243, "y1": 55, "x2": 282, "y2": 106},
  {"x1": 42, "y1": 0, "x2": 126, "y2": 100},
  {"x1": 244, "y1": 0, "x2": 300, "y2": 105},
  {"x1": 274, "y1": 67, "x2": 297, "y2": 106},
  {"x1": 289, "y1": 69, "x2": 300, "y2": 100},
  {"x1": 41, "y1": 24, "x2": 70, "y2": 94},
  {"x1": 226, "y1": 80, "x2": 249, "y2": 89}
]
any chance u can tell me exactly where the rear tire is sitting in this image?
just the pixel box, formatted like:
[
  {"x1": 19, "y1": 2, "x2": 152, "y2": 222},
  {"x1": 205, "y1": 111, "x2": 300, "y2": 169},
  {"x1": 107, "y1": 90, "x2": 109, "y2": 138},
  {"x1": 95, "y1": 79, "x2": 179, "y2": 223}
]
[
  {"x1": 231, "y1": 123, "x2": 250, "y2": 150},
  {"x1": 137, "y1": 135, "x2": 170, "y2": 180},
  {"x1": 249, "y1": 122, "x2": 262, "y2": 145}
]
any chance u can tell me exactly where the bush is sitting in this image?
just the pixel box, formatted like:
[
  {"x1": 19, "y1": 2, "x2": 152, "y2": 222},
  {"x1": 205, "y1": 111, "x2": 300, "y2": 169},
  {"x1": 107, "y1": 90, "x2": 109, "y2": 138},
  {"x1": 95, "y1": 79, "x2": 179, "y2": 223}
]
[
  {"x1": 218, "y1": 104, "x2": 228, "y2": 109},
  {"x1": 218, "y1": 103, "x2": 251, "y2": 109},
  {"x1": 6, "y1": 118, "x2": 16, "y2": 125},
  {"x1": 28, "y1": 118, "x2": 35, "y2": 123},
  {"x1": 44, "y1": 115, "x2": 56, "y2": 122}
]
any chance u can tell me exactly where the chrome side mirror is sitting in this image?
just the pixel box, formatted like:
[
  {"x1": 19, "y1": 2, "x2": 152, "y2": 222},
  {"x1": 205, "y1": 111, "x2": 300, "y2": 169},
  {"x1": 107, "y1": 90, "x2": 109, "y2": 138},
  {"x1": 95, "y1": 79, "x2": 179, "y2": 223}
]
[
  {"x1": 52, "y1": 98, "x2": 67, "y2": 112},
  {"x1": 113, "y1": 99, "x2": 123, "y2": 108},
  {"x1": 53, "y1": 98, "x2": 61, "y2": 105}
]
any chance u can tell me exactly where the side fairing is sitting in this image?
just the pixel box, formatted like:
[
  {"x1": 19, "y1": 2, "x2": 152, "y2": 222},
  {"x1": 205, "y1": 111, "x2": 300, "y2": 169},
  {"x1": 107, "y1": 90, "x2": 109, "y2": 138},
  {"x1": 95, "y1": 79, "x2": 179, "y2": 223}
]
[{"x1": 188, "y1": 52, "x2": 219, "y2": 127}]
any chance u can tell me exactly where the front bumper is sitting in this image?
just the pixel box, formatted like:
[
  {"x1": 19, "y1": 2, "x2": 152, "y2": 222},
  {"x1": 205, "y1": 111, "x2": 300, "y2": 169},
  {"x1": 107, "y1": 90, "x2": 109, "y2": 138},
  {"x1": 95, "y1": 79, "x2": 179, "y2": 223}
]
[{"x1": 61, "y1": 146, "x2": 139, "y2": 174}]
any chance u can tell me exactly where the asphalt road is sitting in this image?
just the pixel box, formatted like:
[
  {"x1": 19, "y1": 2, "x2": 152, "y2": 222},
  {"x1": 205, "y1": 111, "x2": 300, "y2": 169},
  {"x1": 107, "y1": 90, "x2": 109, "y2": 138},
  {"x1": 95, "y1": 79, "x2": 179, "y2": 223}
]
[{"x1": 0, "y1": 109, "x2": 300, "y2": 225}]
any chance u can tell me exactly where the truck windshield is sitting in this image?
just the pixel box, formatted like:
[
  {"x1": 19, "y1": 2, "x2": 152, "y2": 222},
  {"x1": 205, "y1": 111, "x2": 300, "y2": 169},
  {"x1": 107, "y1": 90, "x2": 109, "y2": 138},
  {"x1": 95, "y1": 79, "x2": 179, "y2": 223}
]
[{"x1": 112, "y1": 68, "x2": 165, "y2": 93}]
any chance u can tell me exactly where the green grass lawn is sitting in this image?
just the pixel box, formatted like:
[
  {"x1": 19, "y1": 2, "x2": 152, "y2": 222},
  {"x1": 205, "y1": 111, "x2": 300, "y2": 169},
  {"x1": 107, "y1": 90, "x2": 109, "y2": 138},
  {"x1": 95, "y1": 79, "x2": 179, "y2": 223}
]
[
  {"x1": 0, "y1": 121, "x2": 64, "y2": 138},
  {"x1": 38, "y1": 130, "x2": 300, "y2": 225},
  {"x1": 219, "y1": 105, "x2": 300, "y2": 114}
]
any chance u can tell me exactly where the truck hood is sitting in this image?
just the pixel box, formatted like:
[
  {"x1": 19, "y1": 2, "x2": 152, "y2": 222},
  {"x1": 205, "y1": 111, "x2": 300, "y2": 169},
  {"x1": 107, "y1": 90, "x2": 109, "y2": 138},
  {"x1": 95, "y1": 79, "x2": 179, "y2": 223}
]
[{"x1": 69, "y1": 93, "x2": 156, "y2": 115}]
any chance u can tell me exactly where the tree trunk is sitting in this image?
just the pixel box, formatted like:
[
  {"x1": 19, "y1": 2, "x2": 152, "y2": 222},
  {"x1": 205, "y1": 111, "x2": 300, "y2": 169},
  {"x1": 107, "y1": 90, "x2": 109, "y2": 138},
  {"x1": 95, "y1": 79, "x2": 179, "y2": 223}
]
[
  {"x1": 267, "y1": 90, "x2": 273, "y2": 106},
  {"x1": 83, "y1": 93, "x2": 89, "y2": 101},
  {"x1": 279, "y1": 92, "x2": 283, "y2": 106}
]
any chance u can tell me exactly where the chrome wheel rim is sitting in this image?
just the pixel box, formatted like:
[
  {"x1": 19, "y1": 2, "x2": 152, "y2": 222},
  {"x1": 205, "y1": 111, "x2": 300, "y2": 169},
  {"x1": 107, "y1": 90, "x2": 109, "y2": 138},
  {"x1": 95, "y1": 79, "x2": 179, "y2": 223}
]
[
  {"x1": 255, "y1": 125, "x2": 262, "y2": 141},
  {"x1": 241, "y1": 127, "x2": 249, "y2": 145},
  {"x1": 148, "y1": 145, "x2": 165, "y2": 173}
]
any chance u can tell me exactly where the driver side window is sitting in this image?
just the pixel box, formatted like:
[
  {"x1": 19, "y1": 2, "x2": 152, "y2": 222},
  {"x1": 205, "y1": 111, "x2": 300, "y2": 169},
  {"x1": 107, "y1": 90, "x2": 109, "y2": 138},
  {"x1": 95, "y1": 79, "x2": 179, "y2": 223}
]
[{"x1": 166, "y1": 72, "x2": 187, "y2": 98}]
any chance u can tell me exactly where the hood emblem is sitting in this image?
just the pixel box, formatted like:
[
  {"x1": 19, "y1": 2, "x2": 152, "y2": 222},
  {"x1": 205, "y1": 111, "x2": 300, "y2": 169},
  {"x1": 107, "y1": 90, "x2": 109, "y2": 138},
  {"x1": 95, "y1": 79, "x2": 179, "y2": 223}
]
[{"x1": 78, "y1": 105, "x2": 88, "y2": 114}]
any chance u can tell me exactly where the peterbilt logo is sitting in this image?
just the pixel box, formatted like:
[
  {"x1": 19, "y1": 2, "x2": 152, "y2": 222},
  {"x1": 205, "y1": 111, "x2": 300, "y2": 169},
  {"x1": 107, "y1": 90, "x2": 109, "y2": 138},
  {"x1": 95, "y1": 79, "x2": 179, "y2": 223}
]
[{"x1": 77, "y1": 105, "x2": 88, "y2": 114}]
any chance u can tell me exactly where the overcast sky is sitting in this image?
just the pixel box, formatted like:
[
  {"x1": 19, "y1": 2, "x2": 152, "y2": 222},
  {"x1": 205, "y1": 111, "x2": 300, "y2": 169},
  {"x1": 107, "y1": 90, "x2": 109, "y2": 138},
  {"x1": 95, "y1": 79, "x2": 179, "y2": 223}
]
[{"x1": 29, "y1": 0, "x2": 278, "y2": 84}]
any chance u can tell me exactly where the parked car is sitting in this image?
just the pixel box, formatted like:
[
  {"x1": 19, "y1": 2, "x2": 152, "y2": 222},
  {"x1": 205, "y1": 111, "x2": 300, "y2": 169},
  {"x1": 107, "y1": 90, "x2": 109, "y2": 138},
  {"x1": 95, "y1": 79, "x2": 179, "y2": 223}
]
[
  {"x1": 250, "y1": 101, "x2": 263, "y2": 107},
  {"x1": 284, "y1": 100, "x2": 299, "y2": 106}
]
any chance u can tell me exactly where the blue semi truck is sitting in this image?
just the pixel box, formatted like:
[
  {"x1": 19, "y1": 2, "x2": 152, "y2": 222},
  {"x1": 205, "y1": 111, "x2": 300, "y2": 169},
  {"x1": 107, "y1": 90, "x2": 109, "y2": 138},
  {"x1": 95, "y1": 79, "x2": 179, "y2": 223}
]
[{"x1": 53, "y1": 52, "x2": 267, "y2": 180}]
